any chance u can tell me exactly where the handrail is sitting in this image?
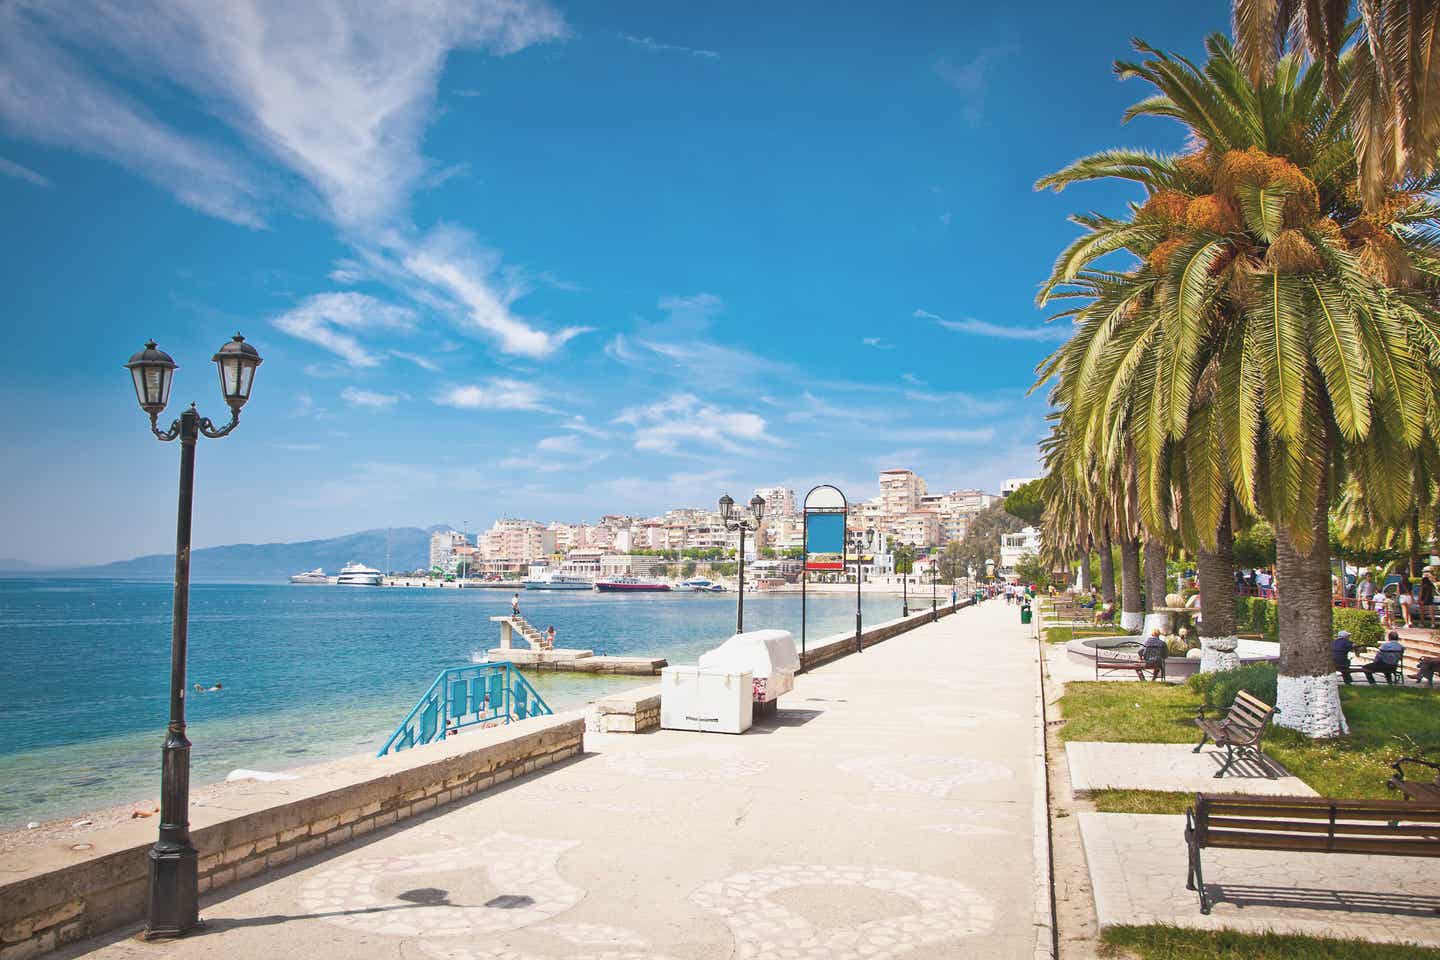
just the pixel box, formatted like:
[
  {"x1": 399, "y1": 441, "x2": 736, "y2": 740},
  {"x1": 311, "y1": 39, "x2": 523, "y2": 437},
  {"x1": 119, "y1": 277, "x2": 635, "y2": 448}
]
[{"x1": 378, "y1": 661, "x2": 554, "y2": 757}]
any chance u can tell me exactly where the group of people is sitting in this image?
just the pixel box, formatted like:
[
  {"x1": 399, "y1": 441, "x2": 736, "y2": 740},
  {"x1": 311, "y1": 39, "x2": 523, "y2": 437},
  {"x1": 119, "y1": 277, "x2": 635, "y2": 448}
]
[
  {"x1": 1345, "y1": 571, "x2": 1438, "y2": 629},
  {"x1": 510, "y1": 593, "x2": 557, "y2": 650},
  {"x1": 1331, "y1": 629, "x2": 1440, "y2": 684}
]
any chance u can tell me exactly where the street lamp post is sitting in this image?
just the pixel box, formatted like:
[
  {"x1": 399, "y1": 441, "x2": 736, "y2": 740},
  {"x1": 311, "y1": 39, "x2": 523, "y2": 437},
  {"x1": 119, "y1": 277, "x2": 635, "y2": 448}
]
[
  {"x1": 902, "y1": 555, "x2": 908, "y2": 617},
  {"x1": 931, "y1": 557, "x2": 938, "y2": 621},
  {"x1": 719, "y1": 493, "x2": 765, "y2": 633},
  {"x1": 125, "y1": 334, "x2": 262, "y2": 939}
]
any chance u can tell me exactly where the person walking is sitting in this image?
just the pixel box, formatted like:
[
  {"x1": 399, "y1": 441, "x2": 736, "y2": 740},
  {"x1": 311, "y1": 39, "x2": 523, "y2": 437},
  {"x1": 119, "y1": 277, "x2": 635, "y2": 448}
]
[
  {"x1": 511, "y1": 592, "x2": 521, "y2": 618},
  {"x1": 1357, "y1": 573, "x2": 1376, "y2": 608},
  {"x1": 1398, "y1": 573, "x2": 1415, "y2": 628},
  {"x1": 1421, "y1": 572, "x2": 1437, "y2": 627}
]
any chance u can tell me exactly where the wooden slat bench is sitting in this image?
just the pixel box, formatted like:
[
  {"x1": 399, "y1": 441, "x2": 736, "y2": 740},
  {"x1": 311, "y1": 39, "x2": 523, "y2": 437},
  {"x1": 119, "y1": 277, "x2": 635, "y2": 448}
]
[
  {"x1": 1184, "y1": 794, "x2": 1440, "y2": 913},
  {"x1": 1192, "y1": 690, "x2": 1275, "y2": 778},
  {"x1": 1389, "y1": 757, "x2": 1440, "y2": 803}
]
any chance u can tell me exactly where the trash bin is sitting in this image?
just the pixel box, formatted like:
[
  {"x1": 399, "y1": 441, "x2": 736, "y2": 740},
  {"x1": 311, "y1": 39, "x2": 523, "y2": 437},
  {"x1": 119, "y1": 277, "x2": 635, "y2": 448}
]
[
  {"x1": 1020, "y1": 603, "x2": 1033, "y2": 625},
  {"x1": 660, "y1": 666, "x2": 753, "y2": 734},
  {"x1": 698, "y1": 629, "x2": 799, "y2": 719}
]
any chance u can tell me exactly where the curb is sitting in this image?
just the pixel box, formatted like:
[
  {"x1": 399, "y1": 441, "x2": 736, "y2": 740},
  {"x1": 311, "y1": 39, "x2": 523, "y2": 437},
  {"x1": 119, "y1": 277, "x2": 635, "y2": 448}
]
[{"x1": 1032, "y1": 607, "x2": 1059, "y2": 959}]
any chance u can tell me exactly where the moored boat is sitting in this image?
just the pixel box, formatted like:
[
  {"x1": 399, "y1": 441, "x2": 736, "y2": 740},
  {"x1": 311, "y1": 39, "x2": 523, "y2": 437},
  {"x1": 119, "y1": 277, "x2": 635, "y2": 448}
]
[
  {"x1": 679, "y1": 577, "x2": 728, "y2": 592},
  {"x1": 336, "y1": 562, "x2": 383, "y2": 586},
  {"x1": 594, "y1": 577, "x2": 672, "y2": 593},
  {"x1": 289, "y1": 567, "x2": 328, "y2": 585},
  {"x1": 524, "y1": 573, "x2": 594, "y2": 590}
]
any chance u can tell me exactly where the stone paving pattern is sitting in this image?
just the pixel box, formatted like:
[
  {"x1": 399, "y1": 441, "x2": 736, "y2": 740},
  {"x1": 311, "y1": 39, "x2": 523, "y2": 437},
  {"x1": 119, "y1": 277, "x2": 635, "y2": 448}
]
[
  {"x1": 54, "y1": 598, "x2": 1043, "y2": 960},
  {"x1": 1065, "y1": 742, "x2": 1317, "y2": 796},
  {"x1": 1079, "y1": 812, "x2": 1440, "y2": 948}
]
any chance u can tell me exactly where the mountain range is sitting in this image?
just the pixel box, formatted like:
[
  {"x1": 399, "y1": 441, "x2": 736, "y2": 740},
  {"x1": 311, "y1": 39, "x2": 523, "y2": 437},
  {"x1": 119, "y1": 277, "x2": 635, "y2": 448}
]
[{"x1": 5, "y1": 526, "x2": 449, "y2": 582}]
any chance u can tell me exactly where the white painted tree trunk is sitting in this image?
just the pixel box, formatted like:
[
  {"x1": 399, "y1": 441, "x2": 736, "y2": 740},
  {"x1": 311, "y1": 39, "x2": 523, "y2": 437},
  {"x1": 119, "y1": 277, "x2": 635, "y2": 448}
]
[
  {"x1": 1274, "y1": 673, "x2": 1349, "y2": 738},
  {"x1": 1141, "y1": 611, "x2": 1173, "y2": 636},
  {"x1": 1120, "y1": 610, "x2": 1144, "y2": 632}
]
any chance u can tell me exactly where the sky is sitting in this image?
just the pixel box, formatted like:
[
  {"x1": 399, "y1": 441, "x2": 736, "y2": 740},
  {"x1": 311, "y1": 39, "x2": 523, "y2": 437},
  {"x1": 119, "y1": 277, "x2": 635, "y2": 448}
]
[{"x1": 0, "y1": 0, "x2": 1230, "y2": 566}]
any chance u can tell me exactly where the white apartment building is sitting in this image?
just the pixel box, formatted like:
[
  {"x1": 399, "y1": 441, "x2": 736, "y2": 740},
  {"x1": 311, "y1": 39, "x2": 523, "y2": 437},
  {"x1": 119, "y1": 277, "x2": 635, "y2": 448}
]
[
  {"x1": 1001, "y1": 477, "x2": 1041, "y2": 497},
  {"x1": 890, "y1": 511, "x2": 940, "y2": 548},
  {"x1": 753, "y1": 486, "x2": 797, "y2": 518},
  {"x1": 879, "y1": 469, "x2": 926, "y2": 515},
  {"x1": 1000, "y1": 526, "x2": 1043, "y2": 573},
  {"x1": 429, "y1": 530, "x2": 469, "y2": 573}
]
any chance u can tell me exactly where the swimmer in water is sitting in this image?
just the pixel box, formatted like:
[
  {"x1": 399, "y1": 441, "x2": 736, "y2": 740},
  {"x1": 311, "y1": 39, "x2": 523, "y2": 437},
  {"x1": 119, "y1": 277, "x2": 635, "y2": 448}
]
[{"x1": 192, "y1": 682, "x2": 223, "y2": 693}]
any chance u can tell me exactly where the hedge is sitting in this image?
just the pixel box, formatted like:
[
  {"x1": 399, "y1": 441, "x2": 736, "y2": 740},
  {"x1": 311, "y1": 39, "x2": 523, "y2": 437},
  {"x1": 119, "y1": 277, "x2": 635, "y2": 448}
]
[
  {"x1": 1231, "y1": 595, "x2": 1382, "y2": 648},
  {"x1": 1188, "y1": 662, "x2": 1278, "y2": 711}
]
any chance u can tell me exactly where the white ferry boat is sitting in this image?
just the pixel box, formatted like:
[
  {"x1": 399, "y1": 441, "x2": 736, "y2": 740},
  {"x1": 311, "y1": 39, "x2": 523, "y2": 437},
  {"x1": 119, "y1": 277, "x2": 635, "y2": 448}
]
[
  {"x1": 289, "y1": 567, "x2": 328, "y2": 585},
  {"x1": 336, "y1": 562, "x2": 383, "y2": 586},
  {"x1": 523, "y1": 573, "x2": 594, "y2": 590},
  {"x1": 679, "y1": 577, "x2": 728, "y2": 592}
]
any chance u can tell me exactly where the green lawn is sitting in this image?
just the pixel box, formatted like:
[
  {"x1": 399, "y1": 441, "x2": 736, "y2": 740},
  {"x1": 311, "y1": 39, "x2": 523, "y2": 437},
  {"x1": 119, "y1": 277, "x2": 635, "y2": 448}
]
[
  {"x1": 1101, "y1": 925, "x2": 1440, "y2": 959},
  {"x1": 1043, "y1": 623, "x2": 1124, "y2": 644},
  {"x1": 1058, "y1": 681, "x2": 1440, "y2": 812}
]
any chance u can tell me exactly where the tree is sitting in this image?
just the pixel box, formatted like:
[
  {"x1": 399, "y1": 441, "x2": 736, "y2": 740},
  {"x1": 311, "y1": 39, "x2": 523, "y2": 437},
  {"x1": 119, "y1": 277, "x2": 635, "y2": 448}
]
[
  {"x1": 954, "y1": 502, "x2": 1025, "y2": 579},
  {"x1": 1232, "y1": 0, "x2": 1440, "y2": 209},
  {"x1": 1004, "y1": 479, "x2": 1046, "y2": 526},
  {"x1": 1014, "y1": 553, "x2": 1050, "y2": 589},
  {"x1": 1035, "y1": 35, "x2": 1440, "y2": 736}
]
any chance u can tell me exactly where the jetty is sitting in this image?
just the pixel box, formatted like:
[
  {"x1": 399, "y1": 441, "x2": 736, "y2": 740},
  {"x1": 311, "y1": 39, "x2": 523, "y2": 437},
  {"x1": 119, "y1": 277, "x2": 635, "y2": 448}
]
[{"x1": 486, "y1": 615, "x2": 667, "y2": 675}]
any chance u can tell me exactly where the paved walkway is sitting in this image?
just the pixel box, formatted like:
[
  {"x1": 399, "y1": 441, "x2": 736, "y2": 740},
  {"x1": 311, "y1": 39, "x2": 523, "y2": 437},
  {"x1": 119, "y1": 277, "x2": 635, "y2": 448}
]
[
  {"x1": 1065, "y1": 742, "x2": 1316, "y2": 796},
  {"x1": 61, "y1": 598, "x2": 1047, "y2": 960}
]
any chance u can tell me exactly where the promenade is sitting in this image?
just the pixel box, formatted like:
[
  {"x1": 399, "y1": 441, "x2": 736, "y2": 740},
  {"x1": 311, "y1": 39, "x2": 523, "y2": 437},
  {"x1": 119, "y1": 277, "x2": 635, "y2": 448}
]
[{"x1": 56, "y1": 598, "x2": 1046, "y2": 960}]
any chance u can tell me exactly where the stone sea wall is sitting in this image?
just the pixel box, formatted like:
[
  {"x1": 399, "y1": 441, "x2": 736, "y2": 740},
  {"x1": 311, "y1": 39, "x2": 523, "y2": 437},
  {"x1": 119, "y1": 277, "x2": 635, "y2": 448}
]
[{"x1": 0, "y1": 714, "x2": 583, "y2": 960}]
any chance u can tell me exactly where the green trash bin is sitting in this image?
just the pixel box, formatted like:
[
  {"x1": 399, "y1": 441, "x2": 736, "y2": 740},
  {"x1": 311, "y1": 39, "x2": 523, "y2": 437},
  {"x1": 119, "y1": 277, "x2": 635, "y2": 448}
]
[{"x1": 1020, "y1": 604, "x2": 1032, "y2": 625}]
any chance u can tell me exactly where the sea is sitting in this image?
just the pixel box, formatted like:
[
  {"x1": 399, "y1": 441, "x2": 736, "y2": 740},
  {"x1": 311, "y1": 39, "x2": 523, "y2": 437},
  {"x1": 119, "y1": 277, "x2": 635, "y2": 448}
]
[{"x1": 0, "y1": 578, "x2": 904, "y2": 828}]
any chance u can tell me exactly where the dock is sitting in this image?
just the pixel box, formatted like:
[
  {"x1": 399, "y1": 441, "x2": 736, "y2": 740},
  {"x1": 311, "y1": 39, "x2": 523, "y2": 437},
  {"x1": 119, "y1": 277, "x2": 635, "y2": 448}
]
[{"x1": 486, "y1": 615, "x2": 667, "y2": 676}]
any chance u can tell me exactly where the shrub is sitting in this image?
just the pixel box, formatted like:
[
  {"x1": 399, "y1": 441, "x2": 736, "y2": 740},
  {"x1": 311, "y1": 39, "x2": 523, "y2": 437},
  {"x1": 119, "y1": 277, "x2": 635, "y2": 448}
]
[
  {"x1": 1334, "y1": 606, "x2": 1384, "y2": 650},
  {"x1": 1233, "y1": 595, "x2": 1279, "y2": 641},
  {"x1": 1188, "y1": 662, "x2": 1278, "y2": 711}
]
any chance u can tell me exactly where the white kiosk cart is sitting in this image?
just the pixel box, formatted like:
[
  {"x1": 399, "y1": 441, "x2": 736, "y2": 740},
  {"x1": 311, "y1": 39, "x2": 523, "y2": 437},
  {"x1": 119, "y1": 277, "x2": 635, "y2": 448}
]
[{"x1": 699, "y1": 629, "x2": 799, "y2": 719}]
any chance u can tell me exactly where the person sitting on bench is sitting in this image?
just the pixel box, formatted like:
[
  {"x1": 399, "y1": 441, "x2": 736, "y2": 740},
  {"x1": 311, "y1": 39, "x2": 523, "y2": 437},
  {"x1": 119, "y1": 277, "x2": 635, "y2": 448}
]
[
  {"x1": 1140, "y1": 628, "x2": 1168, "y2": 680},
  {"x1": 1093, "y1": 601, "x2": 1115, "y2": 625},
  {"x1": 1360, "y1": 631, "x2": 1405, "y2": 684},
  {"x1": 1332, "y1": 630, "x2": 1356, "y2": 684},
  {"x1": 1412, "y1": 654, "x2": 1440, "y2": 684}
]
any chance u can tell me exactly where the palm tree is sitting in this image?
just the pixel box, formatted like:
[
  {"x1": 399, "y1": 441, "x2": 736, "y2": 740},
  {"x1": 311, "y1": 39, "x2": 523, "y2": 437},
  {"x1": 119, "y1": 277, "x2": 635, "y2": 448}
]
[
  {"x1": 1035, "y1": 35, "x2": 1440, "y2": 737},
  {"x1": 1232, "y1": 0, "x2": 1440, "y2": 209}
]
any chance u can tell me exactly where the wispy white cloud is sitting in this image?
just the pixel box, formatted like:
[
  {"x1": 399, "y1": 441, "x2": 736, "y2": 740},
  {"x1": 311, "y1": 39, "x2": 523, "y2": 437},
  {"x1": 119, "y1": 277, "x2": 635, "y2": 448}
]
[
  {"x1": 0, "y1": 156, "x2": 50, "y2": 187},
  {"x1": 404, "y1": 224, "x2": 591, "y2": 358},
  {"x1": 614, "y1": 393, "x2": 772, "y2": 454},
  {"x1": 272, "y1": 293, "x2": 416, "y2": 367},
  {"x1": 902, "y1": 387, "x2": 1009, "y2": 417},
  {"x1": 891, "y1": 426, "x2": 995, "y2": 444},
  {"x1": 391, "y1": 350, "x2": 439, "y2": 372},
  {"x1": 902, "y1": 372, "x2": 926, "y2": 386},
  {"x1": 658, "y1": 292, "x2": 724, "y2": 326},
  {"x1": 619, "y1": 33, "x2": 718, "y2": 59},
  {"x1": 915, "y1": 308, "x2": 1068, "y2": 343},
  {"x1": 862, "y1": 337, "x2": 895, "y2": 350},
  {"x1": 341, "y1": 386, "x2": 404, "y2": 409},
  {"x1": 933, "y1": 46, "x2": 1012, "y2": 123},
  {"x1": 537, "y1": 434, "x2": 583, "y2": 453},
  {"x1": 329, "y1": 260, "x2": 365, "y2": 285},
  {"x1": 434, "y1": 378, "x2": 549, "y2": 412}
]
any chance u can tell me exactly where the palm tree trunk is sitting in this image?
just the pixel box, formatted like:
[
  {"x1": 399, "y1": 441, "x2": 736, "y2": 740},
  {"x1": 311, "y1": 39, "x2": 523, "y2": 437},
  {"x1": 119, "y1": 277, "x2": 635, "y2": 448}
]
[
  {"x1": 1273, "y1": 473, "x2": 1348, "y2": 738},
  {"x1": 1410, "y1": 508, "x2": 1423, "y2": 579},
  {"x1": 1198, "y1": 506, "x2": 1239, "y2": 671},
  {"x1": 1078, "y1": 548, "x2": 1093, "y2": 592},
  {"x1": 1119, "y1": 535, "x2": 1143, "y2": 632},
  {"x1": 1099, "y1": 534, "x2": 1116, "y2": 604},
  {"x1": 1141, "y1": 538, "x2": 1171, "y2": 635}
]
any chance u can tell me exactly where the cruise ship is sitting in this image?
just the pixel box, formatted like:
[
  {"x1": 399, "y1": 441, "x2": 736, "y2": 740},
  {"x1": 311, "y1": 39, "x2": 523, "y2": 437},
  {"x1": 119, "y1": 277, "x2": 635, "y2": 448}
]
[
  {"x1": 336, "y1": 562, "x2": 383, "y2": 586},
  {"x1": 289, "y1": 568, "x2": 328, "y2": 585}
]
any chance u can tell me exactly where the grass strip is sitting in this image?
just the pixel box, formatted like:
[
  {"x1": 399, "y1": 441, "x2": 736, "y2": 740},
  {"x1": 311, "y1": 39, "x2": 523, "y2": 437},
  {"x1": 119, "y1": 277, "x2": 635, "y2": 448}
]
[
  {"x1": 1081, "y1": 789, "x2": 1192, "y2": 815},
  {"x1": 1101, "y1": 924, "x2": 1440, "y2": 958}
]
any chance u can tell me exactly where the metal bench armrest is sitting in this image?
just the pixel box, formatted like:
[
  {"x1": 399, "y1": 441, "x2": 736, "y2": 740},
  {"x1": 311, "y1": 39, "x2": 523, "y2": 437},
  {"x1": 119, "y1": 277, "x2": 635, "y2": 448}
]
[{"x1": 1392, "y1": 756, "x2": 1440, "y2": 784}]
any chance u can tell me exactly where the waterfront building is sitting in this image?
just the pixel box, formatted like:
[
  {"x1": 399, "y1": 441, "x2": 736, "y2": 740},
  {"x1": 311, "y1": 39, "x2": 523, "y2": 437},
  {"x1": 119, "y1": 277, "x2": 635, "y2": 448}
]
[
  {"x1": 879, "y1": 468, "x2": 926, "y2": 515},
  {"x1": 753, "y1": 486, "x2": 797, "y2": 518},
  {"x1": 597, "y1": 553, "x2": 661, "y2": 578},
  {"x1": 480, "y1": 519, "x2": 557, "y2": 564},
  {"x1": 1000, "y1": 526, "x2": 1042, "y2": 573},
  {"x1": 429, "y1": 530, "x2": 469, "y2": 573}
]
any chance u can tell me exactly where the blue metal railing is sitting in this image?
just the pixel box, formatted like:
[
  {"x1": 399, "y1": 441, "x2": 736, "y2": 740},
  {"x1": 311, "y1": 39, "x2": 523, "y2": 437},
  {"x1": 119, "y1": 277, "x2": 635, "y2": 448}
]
[{"x1": 378, "y1": 662, "x2": 553, "y2": 757}]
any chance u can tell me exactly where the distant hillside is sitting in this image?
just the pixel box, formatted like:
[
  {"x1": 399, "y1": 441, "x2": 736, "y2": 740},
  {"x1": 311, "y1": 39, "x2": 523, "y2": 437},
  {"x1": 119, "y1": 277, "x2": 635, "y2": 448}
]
[{"x1": 70, "y1": 526, "x2": 445, "y2": 582}]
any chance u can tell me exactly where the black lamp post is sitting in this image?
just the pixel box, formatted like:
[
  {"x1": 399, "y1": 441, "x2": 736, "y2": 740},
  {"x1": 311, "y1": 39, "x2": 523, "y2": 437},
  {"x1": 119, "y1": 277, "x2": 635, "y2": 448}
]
[
  {"x1": 126, "y1": 334, "x2": 261, "y2": 939},
  {"x1": 719, "y1": 493, "x2": 765, "y2": 633},
  {"x1": 901, "y1": 546, "x2": 908, "y2": 617},
  {"x1": 931, "y1": 555, "x2": 938, "y2": 621}
]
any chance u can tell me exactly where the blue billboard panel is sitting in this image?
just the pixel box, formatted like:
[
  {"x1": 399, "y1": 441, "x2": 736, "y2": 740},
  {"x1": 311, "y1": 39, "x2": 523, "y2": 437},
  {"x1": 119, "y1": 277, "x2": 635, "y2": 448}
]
[{"x1": 805, "y1": 512, "x2": 845, "y2": 570}]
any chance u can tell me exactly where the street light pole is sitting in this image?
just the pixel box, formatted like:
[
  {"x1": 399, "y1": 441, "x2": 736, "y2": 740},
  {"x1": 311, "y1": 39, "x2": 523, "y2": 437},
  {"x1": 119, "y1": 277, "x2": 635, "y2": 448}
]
[
  {"x1": 126, "y1": 335, "x2": 261, "y2": 939},
  {"x1": 931, "y1": 558, "x2": 937, "y2": 621},
  {"x1": 719, "y1": 493, "x2": 765, "y2": 634}
]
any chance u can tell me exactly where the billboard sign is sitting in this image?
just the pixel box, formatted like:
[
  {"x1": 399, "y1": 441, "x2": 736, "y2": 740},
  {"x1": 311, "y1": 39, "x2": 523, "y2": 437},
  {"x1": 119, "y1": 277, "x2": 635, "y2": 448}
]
[{"x1": 804, "y1": 512, "x2": 845, "y2": 570}]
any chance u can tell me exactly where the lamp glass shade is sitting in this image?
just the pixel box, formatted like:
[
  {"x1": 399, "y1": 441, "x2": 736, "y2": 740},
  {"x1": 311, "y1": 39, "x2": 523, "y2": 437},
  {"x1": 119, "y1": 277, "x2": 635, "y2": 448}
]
[
  {"x1": 212, "y1": 334, "x2": 262, "y2": 409},
  {"x1": 124, "y1": 341, "x2": 177, "y2": 415},
  {"x1": 749, "y1": 495, "x2": 765, "y2": 523},
  {"x1": 718, "y1": 494, "x2": 734, "y2": 522}
]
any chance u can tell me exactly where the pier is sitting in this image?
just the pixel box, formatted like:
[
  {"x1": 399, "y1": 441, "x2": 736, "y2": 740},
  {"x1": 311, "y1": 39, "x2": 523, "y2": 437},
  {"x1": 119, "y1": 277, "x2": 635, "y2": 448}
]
[{"x1": 486, "y1": 615, "x2": 668, "y2": 676}]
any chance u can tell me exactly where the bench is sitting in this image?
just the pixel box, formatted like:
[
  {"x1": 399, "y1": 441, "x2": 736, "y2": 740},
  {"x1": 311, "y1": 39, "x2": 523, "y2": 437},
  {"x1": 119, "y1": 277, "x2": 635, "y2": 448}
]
[
  {"x1": 1192, "y1": 690, "x2": 1274, "y2": 778},
  {"x1": 1389, "y1": 757, "x2": 1440, "y2": 803},
  {"x1": 1184, "y1": 794, "x2": 1440, "y2": 914},
  {"x1": 1094, "y1": 640, "x2": 1164, "y2": 681}
]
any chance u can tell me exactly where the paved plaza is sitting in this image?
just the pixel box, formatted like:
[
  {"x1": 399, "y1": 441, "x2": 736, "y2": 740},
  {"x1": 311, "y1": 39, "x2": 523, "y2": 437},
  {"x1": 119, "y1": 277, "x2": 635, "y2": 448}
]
[
  {"x1": 56, "y1": 599, "x2": 1049, "y2": 960},
  {"x1": 1064, "y1": 742, "x2": 1316, "y2": 796}
]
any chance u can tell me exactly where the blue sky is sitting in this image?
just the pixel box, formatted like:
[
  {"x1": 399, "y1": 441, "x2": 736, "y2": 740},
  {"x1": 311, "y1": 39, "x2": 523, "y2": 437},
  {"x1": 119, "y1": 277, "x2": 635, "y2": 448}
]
[{"x1": 0, "y1": 0, "x2": 1228, "y2": 566}]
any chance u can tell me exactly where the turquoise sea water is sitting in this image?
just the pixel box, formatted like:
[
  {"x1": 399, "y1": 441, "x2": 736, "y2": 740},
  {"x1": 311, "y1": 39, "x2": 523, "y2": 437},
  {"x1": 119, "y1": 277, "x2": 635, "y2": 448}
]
[{"x1": 0, "y1": 578, "x2": 903, "y2": 828}]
